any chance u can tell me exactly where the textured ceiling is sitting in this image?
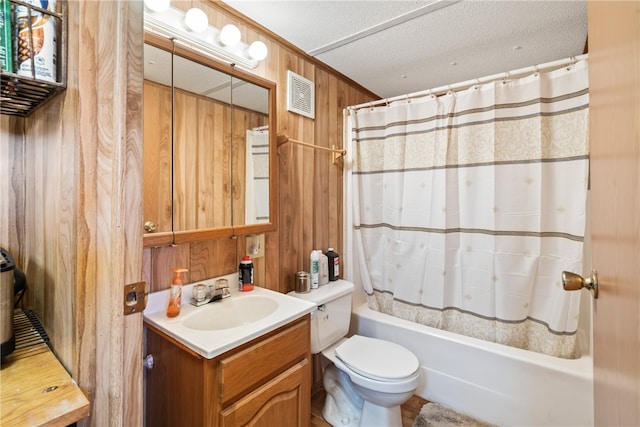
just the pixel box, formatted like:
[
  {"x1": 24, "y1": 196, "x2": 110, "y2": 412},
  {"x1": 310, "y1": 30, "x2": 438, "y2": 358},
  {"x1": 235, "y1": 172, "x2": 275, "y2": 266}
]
[{"x1": 222, "y1": 0, "x2": 588, "y2": 99}]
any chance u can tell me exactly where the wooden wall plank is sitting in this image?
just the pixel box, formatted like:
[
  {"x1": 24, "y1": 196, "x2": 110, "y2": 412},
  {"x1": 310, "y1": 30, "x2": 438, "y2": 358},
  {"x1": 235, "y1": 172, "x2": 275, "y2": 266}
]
[
  {"x1": 13, "y1": 59, "x2": 77, "y2": 373},
  {"x1": 191, "y1": 238, "x2": 238, "y2": 282},
  {"x1": 149, "y1": 244, "x2": 191, "y2": 293},
  {"x1": 122, "y1": 2, "x2": 145, "y2": 423},
  {"x1": 0, "y1": 117, "x2": 23, "y2": 264},
  {"x1": 314, "y1": 69, "x2": 331, "y2": 252}
]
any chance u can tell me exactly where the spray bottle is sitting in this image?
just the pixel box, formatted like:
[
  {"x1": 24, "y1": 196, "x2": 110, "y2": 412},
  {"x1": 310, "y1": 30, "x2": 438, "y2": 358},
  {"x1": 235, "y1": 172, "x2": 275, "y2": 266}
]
[{"x1": 167, "y1": 267, "x2": 188, "y2": 317}]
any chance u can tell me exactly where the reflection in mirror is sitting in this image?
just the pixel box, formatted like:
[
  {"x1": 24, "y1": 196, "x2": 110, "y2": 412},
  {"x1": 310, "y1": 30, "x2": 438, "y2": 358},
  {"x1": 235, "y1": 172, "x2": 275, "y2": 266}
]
[
  {"x1": 244, "y1": 126, "x2": 270, "y2": 224},
  {"x1": 231, "y1": 77, "x2": 270, "y2": 225},
  {"x1": 143, "y1": 35, "x2": 275, "y2": 246},
  {"x1": 143, "y1": 43, "x2": 173, "y2": 235},
  {"x1": 172, "y1": 53, "x2": 233, "y2": 231}
]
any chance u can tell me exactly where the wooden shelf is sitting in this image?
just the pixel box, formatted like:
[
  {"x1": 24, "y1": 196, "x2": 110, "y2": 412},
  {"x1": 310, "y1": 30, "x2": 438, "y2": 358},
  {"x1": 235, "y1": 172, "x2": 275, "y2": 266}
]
[
  {"x1": 0, "y1": 0, "x2": 67, "y2": 117},
  {"x1": 1, "y1": 310, "x2": 90, "y2": 426}
]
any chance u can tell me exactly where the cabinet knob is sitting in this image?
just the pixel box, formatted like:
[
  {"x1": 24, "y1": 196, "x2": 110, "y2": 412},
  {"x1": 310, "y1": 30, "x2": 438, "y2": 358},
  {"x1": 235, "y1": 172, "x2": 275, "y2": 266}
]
[
  {"x1": 144, "y1": 221, "x2": 157, "y2": 232},
  {"x1": 143, "y1": 354, "x2": 154, "y2": 369}
]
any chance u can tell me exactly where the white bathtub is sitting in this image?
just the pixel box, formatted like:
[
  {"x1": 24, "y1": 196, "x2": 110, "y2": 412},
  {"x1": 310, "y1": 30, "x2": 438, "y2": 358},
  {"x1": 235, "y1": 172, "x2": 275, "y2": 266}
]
[{"x1": 350, "y1": 302, "x2": 594, "y2": 426}]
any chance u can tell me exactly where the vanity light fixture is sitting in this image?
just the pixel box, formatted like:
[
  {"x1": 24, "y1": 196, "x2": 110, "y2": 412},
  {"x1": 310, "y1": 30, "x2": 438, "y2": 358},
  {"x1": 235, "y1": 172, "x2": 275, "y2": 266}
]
[
  {"x1": 248, "y1": 41, "x2": 268, "y2": 61},
  {"x1": 184, "y1": 8, "x2": 209, "y2": 33},
  {"x1": 144, "y1": 5, "x2": 268, "y2": 69},
  {"x1": 144, "y1": 0, "x2": 170, "y2": 13},
  {"x1": 219, "y1": 24, "x2": 242, "y2": 47}
]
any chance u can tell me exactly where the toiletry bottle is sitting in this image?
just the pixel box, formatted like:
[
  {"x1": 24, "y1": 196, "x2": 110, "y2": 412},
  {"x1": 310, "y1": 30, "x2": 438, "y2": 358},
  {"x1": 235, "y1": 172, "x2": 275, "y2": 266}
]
[
  {"x1": 319, "y1": 250, "x2": 329, "y2": 285},
  {"x1": 326, "y1": 248, "x2": 340, "y2": 281},
  {"x1": 239, "y1": 255, "x2": 254, "y2": 291},
  {"x1": 310, "y1": 250, "x2": 320, "y2": 289},
  {"x1": 167, "y1": 268, "x2": 188, "y2": 318}
]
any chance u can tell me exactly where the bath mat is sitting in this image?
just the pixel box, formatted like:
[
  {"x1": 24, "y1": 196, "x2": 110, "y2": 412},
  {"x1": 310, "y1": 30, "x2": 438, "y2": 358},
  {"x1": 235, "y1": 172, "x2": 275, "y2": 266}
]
[{"x1": 412, "y1": 402, "x2": 496, "y2": 427}]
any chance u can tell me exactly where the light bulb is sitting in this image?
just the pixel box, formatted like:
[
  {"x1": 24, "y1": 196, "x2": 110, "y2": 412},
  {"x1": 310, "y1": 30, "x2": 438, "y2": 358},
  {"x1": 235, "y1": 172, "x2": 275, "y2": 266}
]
[
  {"x1": 247, "y1": 41, "x2": 268, "y2": 61},
  {"x1": 219, "y1": 24, "x2": 241, "y2": 47},
  {"x1": 144, "y1": 0, "x2": 170, "y2": 12},
  {"x1": 184, "y1": 8, "x2": 208, "y2": 33}
]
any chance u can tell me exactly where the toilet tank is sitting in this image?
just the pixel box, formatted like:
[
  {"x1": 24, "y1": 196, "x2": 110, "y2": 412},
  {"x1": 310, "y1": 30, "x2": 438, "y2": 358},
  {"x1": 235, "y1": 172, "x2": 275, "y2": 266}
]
[{"x1": 289, "y1": 280, "x2": 354, "y2": 354}]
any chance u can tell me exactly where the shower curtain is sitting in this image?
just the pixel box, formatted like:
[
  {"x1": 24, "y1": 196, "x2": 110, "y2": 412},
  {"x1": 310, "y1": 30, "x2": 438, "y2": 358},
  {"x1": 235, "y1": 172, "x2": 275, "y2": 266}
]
[{"x1": 347, "y1": 59, "x2": 589, "y2": 359}]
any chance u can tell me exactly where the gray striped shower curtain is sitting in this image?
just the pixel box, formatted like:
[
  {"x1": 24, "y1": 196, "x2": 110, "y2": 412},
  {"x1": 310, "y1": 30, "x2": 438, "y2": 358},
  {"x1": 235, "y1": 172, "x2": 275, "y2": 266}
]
[{"x1": 346, "y1": 59, "x2": 589, "y2": 359}]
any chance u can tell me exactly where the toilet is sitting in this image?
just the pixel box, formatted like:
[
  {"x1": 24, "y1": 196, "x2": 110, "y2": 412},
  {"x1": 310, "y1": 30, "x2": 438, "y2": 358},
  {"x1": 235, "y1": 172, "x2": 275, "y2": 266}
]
[{"x1": 290, "y1": 280, "x2": 421, "y2": 427}]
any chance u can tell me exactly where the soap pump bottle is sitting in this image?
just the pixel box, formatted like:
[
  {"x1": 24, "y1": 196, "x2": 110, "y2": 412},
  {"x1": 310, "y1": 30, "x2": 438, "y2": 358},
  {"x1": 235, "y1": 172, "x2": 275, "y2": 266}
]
[{"x1": 167, "y1": 267, "x2": 188, "y2": 318}]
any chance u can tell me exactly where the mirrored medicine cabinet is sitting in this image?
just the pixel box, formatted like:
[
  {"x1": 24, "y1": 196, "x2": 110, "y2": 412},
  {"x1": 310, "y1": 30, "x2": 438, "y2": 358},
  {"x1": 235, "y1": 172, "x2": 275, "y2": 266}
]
[{"x1": 143, "y1": 33, "x2": 277, "y2": 247}]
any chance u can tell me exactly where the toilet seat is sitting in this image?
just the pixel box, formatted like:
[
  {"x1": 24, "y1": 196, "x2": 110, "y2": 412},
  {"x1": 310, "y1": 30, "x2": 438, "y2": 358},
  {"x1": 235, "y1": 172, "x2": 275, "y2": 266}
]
[
  {"x1": 334, "y1": 335, "x2": 420, "y2": 382},
  {"x1": 330, "y1": 351, "x2": 421, "y2": 394}
]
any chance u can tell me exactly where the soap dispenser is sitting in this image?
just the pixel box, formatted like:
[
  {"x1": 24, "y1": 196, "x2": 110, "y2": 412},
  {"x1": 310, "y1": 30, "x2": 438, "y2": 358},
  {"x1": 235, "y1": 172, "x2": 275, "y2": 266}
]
[{"x1": 167, "y1": 268, "x2": 188, "y2": 318}]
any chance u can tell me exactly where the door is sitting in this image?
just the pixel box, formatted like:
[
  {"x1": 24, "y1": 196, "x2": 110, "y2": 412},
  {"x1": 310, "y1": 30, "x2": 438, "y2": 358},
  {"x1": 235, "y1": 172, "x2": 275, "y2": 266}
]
[{"x1": 588, "y1": 2, "x2": 640, "y2": 425}]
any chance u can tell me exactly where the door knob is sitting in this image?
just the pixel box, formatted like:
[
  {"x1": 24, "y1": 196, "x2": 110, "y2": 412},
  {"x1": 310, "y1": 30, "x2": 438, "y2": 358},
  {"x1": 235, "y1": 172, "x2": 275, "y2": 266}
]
[{"x1": 562, "y1": 270, "x2": 598, "y2": 299}]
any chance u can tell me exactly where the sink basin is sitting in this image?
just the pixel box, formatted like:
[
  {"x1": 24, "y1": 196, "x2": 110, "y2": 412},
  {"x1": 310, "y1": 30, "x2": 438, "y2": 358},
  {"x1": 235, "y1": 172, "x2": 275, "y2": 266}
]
[
  {"x1": 183, "y1": 295, "x2": 279, "y2": 331},
  {"x1": 143, "y1": 274, "x2": 317, "y2": 359}
]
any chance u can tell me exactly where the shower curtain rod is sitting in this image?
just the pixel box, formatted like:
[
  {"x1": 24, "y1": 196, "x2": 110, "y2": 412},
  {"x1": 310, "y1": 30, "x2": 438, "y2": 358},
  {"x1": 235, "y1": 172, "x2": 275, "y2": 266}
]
[
  {"x1": 348, "y1": 53, "x2": 589, "y2": 111},
  {"x1": 277, "y1": 133, "x2": 346, "y2": 164}
]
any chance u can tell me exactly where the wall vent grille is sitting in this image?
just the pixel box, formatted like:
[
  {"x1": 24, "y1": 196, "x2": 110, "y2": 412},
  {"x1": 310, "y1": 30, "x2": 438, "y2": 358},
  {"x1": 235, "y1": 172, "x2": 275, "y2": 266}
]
[{"x1": 287, "y1": 70, "x2": 315, "y2": 119}]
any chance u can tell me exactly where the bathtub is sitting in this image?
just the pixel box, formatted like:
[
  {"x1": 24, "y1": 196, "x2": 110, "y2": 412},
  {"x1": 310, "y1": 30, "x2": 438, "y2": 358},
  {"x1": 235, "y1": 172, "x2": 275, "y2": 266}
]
[{"x1": 350, "y1": 302, "x2": 594, "y2": 426}]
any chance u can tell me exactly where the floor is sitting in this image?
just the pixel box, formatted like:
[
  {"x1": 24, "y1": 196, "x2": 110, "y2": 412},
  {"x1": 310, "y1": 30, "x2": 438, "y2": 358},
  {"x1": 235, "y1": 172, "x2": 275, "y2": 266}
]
[{"x1": 311, "y1": 388, "x2": 428, "y2": 427}]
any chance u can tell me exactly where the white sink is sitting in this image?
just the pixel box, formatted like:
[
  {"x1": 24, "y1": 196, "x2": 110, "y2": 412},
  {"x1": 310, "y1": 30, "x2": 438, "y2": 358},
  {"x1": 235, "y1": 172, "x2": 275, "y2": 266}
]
[
  {"x1": 143, "y1": 274, "x2": 316, "y2": 359},
  {"x1": 182, "y1": 295, "x2": 279, "y2": 331}
]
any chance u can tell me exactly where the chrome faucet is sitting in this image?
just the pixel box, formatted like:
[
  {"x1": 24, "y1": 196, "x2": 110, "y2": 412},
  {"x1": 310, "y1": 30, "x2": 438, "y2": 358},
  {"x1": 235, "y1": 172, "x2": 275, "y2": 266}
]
[{"x1": 190, "y1": 279, "x2": 231, "y2": 307}]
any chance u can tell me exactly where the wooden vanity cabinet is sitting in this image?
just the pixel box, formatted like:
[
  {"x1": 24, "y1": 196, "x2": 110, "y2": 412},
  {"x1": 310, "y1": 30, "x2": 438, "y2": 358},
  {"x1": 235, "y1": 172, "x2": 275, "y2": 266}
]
[{"x1": 145, "y1": 315, "x2": 311, "y2": 426}]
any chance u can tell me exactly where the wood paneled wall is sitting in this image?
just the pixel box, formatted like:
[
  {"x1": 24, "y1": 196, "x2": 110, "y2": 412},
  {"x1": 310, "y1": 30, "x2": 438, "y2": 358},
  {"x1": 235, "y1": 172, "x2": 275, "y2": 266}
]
[
  {"x1": 1, "y1": 1, "x2": 144, "y2": 426},
  {"x1": 143, "y1": 0, "x2": 377, "y2": 293}
]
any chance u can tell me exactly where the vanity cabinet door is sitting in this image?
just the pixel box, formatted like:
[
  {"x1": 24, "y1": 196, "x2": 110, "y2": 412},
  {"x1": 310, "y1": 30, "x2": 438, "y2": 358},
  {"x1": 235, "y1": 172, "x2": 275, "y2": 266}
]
[
  {"x1": 219, "y1": 360, "x2": 310, "y2": 427},
  {"x1": 145, "y1": 327, "x2": 209, "y2": 427}
]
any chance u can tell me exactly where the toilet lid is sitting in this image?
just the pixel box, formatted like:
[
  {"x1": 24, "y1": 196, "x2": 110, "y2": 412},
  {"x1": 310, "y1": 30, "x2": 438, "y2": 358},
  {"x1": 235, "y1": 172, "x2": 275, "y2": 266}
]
[{"x1": 334, "y1": 335, "x2": 419, "y2": 381}]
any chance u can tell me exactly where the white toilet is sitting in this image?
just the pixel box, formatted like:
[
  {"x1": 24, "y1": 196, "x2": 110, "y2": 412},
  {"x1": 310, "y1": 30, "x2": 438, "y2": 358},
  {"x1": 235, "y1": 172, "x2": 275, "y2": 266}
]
[{"x1": 290, "y1": 280, "x2": 421, "y2": 427}]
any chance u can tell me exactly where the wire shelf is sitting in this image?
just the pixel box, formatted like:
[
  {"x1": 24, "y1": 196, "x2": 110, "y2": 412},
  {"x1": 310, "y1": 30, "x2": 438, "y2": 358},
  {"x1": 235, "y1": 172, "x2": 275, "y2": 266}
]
[
  {"x1": 13, "y1": 309, "x2": 50, "y2": 350},
  {"x1": 0, "y1": 0, "x2": 67, "y2": 117}
]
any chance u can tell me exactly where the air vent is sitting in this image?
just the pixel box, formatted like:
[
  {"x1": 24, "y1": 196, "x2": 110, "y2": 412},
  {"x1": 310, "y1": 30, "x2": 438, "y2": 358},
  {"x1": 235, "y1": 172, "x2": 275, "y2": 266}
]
[{"x1": 287, "y1": 70, "x2": 315, "y2": 119}]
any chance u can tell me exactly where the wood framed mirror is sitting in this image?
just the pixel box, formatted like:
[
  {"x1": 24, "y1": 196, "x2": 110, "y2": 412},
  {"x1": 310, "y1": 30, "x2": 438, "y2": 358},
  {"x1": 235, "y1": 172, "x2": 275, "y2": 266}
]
[{"x1": 143, "y1": 33, "x2": 276, "y2": 247}]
